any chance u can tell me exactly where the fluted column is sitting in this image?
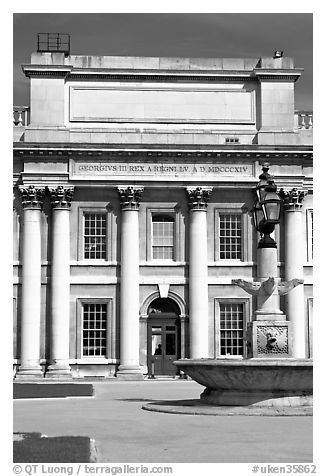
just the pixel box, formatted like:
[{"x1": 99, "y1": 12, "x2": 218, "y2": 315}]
[
  {"x1": 280, "y1": 188, "x2": 307, "y2": 358},
  {"x1": 45, "y1": 186, "x2": 74, "y2": 378},
  {"x1": 16, "y1": 185, "x2": 45, "y2": 379},
  {"x1": 187, "y1": 187, "x2": 212, "y2": 358},
  {"x1": 116, "y1": 186, "x2": 144, "y2": 380}
]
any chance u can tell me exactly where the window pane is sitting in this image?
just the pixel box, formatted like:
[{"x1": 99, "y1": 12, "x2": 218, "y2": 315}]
[
  {"x1": 152, "y1": 215, "x2": 175, "y2": 260},
  {"x1": 310, "y1": 211, "x2": 313, "y2": 259},
  {"x1": 152, "y1": 335, "x2": 162, "y2": 355},
  {"x1": 84, "y1": 213, "x2": 107, "y2": 259},
  {"x1": 220, "y1": 303, "x2": 244, "y2": 356},
  {"x1": 165, "y1": 333, "x2": 176, "y2": 355},
  {"x1": 82, "y1": 303, "x2": 107, "y2": 357},
  {"x1": 219, "y1": 214, "x2": 242, "y2": 260}
]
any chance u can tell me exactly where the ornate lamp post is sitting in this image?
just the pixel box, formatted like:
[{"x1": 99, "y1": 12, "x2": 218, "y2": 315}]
[
  {"x1": 233, "y1": 163, "x2": 303, "y2": 358},
  {"x1": 253, "y1": 162, "x2": 281, "y2": 248}
]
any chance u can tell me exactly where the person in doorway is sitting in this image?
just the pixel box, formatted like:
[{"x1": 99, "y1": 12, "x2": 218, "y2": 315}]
[{"x1": 154, "y1": 344, "x2": 162, "y2": 355}]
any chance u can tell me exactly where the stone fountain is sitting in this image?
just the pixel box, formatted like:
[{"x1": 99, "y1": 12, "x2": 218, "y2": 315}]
[
  {"x1": 174, "y1": 164, "x2": 313, "y2": 413},
  {"x1": 174, "y1": 272, "x2": 312, "y2": 409}
]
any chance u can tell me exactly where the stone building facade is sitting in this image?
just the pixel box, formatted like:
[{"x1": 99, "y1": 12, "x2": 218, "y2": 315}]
[{"x1": 13, "y1": 51, "x2": 313, "y2": 379}]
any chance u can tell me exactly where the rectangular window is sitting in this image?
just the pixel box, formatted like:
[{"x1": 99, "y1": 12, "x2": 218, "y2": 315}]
[
  {"x1": 307, "y1": 209, "x2": 313, "y2": 262},
  {"x1": 84, "y1": 213, "x2": 107, "y2": 259},
  {"x1": 219, "y1": 303, "x2": 244, "y2": 356},
  {"x1": 219, "y1": 214, "x2": 242, "y2": 259},
  {"x1": 307, "y1": 298, "x2": 313, "y2": 358},
  {"x1": 82, "y1": 303, "x2": 107, "y2": 357},
  {"x1": 152, "y1": 215, "x2": 175, "y2": 260},
  {"x1": 225, "y1": 137, "x2": 240, "y2": 144}
]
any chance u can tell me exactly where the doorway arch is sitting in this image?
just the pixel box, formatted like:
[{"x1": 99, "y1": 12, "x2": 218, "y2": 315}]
[
  {"x1": 140, "y1": 290, "x2": 187, "y2": 317},
  {"x1": 146, "y1": 297, "x2": 181, "y2": 376}
]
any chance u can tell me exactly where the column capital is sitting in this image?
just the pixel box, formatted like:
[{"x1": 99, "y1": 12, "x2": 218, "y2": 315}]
[
  {"x1": 279, "y1": 188, "x2": 307, "y2": 211},
  {"x1": 18, "y1": 185, "x2": 45, "y2": 209},
  {"x1": 117, "y1": 186, "x2": 144, "y2": 210},
  {"x1": 186, "y1": 186, "x2": 212, "y2": 210},
  {"x1": 48, "y1": 186, "x2": 74, "y2": 209}
]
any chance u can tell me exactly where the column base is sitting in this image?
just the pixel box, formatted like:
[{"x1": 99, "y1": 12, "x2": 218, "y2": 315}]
[
  {"x1": 15, "y1": 364, "x2": 44, "y2": 380},
  {"x1": 45, "y1": 361, "x2": 72, "y2": 379},
  {"x1": 116, "y1": 365, "x2": 144, "y2": 381},
  {"x1": 254, "y1": 311, "x2": 284, "y2": 321}
]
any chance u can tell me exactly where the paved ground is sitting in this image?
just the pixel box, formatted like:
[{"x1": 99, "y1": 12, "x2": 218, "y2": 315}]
[{"x1": 13, "y1": 380, "x2": 313, "y2": 463}]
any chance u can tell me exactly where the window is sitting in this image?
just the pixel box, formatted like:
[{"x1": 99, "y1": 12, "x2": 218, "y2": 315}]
[
  {"x1": 152, "y1": 214, "x2": 175, "y2": 260},
  {"x1": 82, "y1": 303, "x2": 107, "y2": 357},
  {"x1": 215, "y1": 298, "x2": 249, "y2": 358},
  {"x1": 214, "y1": 206, "x2": 250, "y2": 262},
  {"x1": 225, "y1": 137, "x2": 240, "y2": 144},
  {"x1": 307, "y1": 209, "x2": 313, "y2": 262},
  {"x1": 219, "y1": 213, "x2": 242, "y2": 259},
  {"x1": 307, "y1": 298, "x2": 313, "y2": 358},
  {"x1": 84, "y1": 213, "x2": 107, "y2": 259},
  {"x1": 219, "y1": 303, "x2": 244, "y2": 356}
]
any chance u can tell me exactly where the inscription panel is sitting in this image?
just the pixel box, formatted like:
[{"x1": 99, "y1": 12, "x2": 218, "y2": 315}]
[
  {"x1": 70, "y1": 160, "x2": 255, "y2": 182},
  {"x1": 70, "y1": 87, "x2": 255, "y2": 124}
]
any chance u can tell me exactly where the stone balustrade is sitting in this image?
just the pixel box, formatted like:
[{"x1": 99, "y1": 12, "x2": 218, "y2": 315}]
[
  {"x1": 13, "y1": 107, "x2": 30, "y2": 127},
  {"x1": 13, "y1": 106, "x2": 313, "y2": 133},
  {"x1": 295, "y1": 111, "x2": 313, "y2": 130}
]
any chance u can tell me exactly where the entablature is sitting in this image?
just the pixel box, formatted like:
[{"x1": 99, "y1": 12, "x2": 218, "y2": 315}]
[{"x1": 13, "y1": 144, "x2": 313, "y2": 162}]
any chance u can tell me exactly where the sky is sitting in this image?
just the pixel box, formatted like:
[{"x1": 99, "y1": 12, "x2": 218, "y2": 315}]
[{"x1": 13, "y1": 13, "x2": 313, "y2": 110}]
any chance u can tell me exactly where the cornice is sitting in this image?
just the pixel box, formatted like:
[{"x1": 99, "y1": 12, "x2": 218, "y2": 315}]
[
  {"x1": 22, "y1": 65, "x2": 73, "y2": 78},
  {"x1": 13, "y1": 145, "x2": 313, "y2": 162},
  {"x1": 68, "y1": 70, "x2": 254, "y2": 82},
  {"x1": 22, "y1": 64, "x2": 305, "y2": 83},
  {"x1": 22, "y1": 64, "x2": 257, "y2": 82},
  {"x1": 253, "y1": 68, "x2": 303, "y2": 82}
]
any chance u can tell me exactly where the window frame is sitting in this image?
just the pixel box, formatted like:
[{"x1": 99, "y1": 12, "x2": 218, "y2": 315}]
[
  {"x1": 78, "y1": 207, "x2": 112, "y2": 262},
  {"x1": 214, "y1": 297, "x2": 250, "y2": 358},
  {"x1": 214, "y1": 205, "x2": 249, "y2": 262},
  {"x1": 76, "y1": 298, "x2": 114, "y2": 360},
  {"x1": 146, "y1": 207, "x2": 182, "y2": 262},
  {"x1": 306, "y1": 209, "x2": 313, "y2": 263},
  {"x1": 151, "y1": 214, "x2": 175, "y2": 261},
  {"x1": 307, "y1": 297, "x2": 313, "y2": 358}
]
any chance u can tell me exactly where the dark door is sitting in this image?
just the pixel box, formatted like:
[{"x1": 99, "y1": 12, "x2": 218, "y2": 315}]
[{"x1": 147, "y1": 315, "x2": 180, "y2": 376}]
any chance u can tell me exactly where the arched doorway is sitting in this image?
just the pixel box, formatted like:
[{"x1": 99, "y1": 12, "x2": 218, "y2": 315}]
[{"x1": 147, "y1": 298, "x2": 181, "y2": 376}]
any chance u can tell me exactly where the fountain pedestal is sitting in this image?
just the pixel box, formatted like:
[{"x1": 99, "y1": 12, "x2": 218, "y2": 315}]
[{"x1": 247, "y1": 321, "x2": 292, "y2": 358}]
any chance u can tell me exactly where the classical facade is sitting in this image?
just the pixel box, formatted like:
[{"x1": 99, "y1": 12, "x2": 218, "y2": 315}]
[{"x1": 13, "y1": 48, "x2": 313, "y2": 379}]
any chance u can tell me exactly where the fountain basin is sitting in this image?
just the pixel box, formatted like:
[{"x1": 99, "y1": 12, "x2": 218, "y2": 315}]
[{"x1": 174, "y1": 358, "x2": 313, "y2": 407}]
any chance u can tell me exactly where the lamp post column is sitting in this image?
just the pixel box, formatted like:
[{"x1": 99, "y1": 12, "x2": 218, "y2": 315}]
[
  {"x1": 116, "y1": 186, "x2": 144, "y2": 380},
  {"x1": 46, "y1": 186, "x2": 74, "y2": 378},
  {"x1": 280, "y1": 188, "x2": 307, "y2": 358},
  {"x1": 16, "y1": 185, "x2": 45, "y2": 379},
  {"x1": 187, "y1": 187, "x2": 212, "y2": 359}
]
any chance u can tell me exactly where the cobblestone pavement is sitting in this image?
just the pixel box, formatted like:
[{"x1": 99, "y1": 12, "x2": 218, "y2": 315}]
[{"x1": 13, "y1": 380, "x2": 313, "y2": 463}]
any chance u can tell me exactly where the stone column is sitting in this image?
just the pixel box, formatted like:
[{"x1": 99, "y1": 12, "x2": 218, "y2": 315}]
[
  {"x1": 255, "y1": 247, "x2": 283, "y2": 319},
  {"x1": 280, "y1": 188, "x2": 307, "y2": 358},
  {"x1": 116, "y1": 186, "x2": 144, "y2": 380},
  {"x1": 45, "y1": 186, "x2": 74, "y2": 378},
  {"x1": 16, "y1": 185, "x2": 45, "y2": 379},
  {"x1": 187, "y1": 187, "x2": 212, "y2": 358}
]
